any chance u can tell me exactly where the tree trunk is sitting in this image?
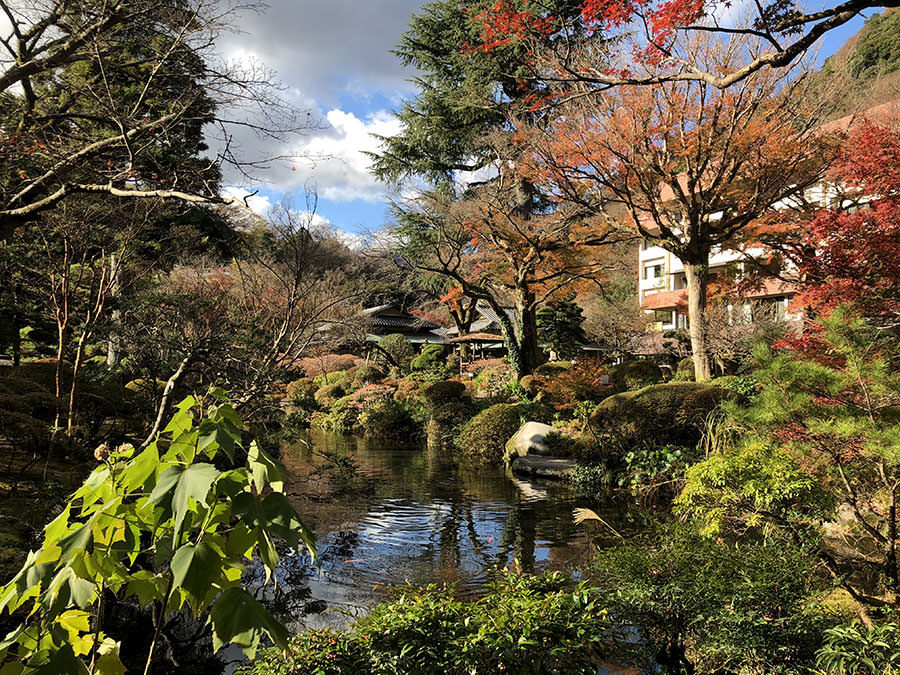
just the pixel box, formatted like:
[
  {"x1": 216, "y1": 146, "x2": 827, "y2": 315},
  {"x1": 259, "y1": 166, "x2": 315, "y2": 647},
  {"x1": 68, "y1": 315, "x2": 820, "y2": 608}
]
[
  {"x1": 67, "y1": 329, "x2": 91, "y2": 434},
  {"x1": 106, "y1": 252, "x2": 121, "y2": 368},
  {"x1": 514, "y1": 289, "x2": 539, "y2": 377},
  {"x1": 141, "y1": 353, "x2": 194, "y2": 449},
  {"x1": 683, "y1": 262, "x2": 712, "y2": 381}
]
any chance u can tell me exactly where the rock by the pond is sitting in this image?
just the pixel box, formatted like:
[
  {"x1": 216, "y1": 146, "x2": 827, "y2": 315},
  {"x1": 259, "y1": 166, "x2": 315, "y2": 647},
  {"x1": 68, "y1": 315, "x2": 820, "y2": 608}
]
[
  {"x1": 505, "y1": 421, "x2": 556, "y2": 459},
  {"x1": 510, "y1": 455, "x2": 575, "y2": 480}
]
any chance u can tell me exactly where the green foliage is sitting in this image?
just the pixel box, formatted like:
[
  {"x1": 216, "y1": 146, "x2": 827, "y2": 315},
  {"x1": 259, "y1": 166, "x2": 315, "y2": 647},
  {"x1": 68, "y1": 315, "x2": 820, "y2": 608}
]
[
  {"x1": 240, "y1": 571, "x2": 609, "y2": 675},
  {"x1": 313, "y1": 382, "x2": 346, "y2": 406},
  {"x1": 671, "y1": 357, "x2": 695, "y2": 382},
  {"x1": 847, "y1": 11, "x2": 900, "y2": 81},
  {"x1": 815, "y1": 619, "x2": 900, "y2": 674},
  {"x1": 570, "y1": 462, "x2": 614, "y2": 498},
  {"x1": 590, "y1": 528, "x2": 834, "y2": 674},
  {"x1": 589, "y1": 382, "x2": 734, "y2": 450},
  {"x1": 351, "y1": 364, "x2": 385, "y2": 385},
  {"x1": 707, "y1": 374, "x2": 759, "y2": 399},
  {"x1": 536, "y1": 301, "x2": 587, "y2": 360},
  {"x1": 0, "y1": 392, "x2": 314, "y2": 672},
  {"x1": 378, "y1": 334, "x2": 415, "y2": 372},
  {"x1": 533, "y1": 361, "x2": 572, "y2": 377},
  {"x1": 410, "y1": 344, "x2": 450, "y2": 380},
  {"x1": 610, "y1": 360, "x2": 663, "y2": 392},
  {"x1": 677, "y1": 311, "x2": 900, "y2": 604},
  {"x1": 358, "y1": 398, "x2": 427, "y2": 440},
  {"x1": 421, "y1": 380, "x2": 466, "y2": 409},
  {"x1": 619, "y1": 442, "x2": 701, "y2": 502},
  {"x1": 455, "y1": 403, "x2": 527, "y2": 463}
]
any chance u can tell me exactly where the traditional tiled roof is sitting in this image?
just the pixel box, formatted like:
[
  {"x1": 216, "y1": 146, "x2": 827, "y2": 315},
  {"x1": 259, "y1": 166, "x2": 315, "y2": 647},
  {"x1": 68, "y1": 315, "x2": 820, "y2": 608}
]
[{"x1": 361, "y1": 305, "x2": 440, "y2": 333}]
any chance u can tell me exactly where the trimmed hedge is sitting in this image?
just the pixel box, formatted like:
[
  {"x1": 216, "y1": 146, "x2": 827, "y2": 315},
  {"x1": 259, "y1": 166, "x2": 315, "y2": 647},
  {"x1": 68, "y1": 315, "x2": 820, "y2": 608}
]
[
  {"x1": 610, "y1": 360, "x2": 663, "y2": 392},
  {"x1": 313, "y1": 382, "x2": 345, "y2": 406},
  {"x1": 456, "y1": 403, "x2": 524, "y2": 463},
  {"x1": 422, "y1": 380, "x2": 466, "y2": 409},
  {"x1": 589, "y1": 382, "x2": 735, "y2": 448}
]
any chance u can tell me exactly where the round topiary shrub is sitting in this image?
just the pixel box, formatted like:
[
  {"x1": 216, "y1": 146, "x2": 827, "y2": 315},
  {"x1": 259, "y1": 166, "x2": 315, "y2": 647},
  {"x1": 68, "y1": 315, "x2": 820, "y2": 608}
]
[
  {"x1": 519, "y1": 375, "x2": 542, "y2": 397},
  {"x1": 422, "y1": 380, "x2": 467, "y2": 409},
  {"x1": 672, "y1": 357, "x2": 695, "y2": 382},
  {"x1": 314, "y1": 382, "x2": 346, "y2": 406},
  {"x1": 286, "y1": 378, "x2": 317, "y2": 402},
  {"x1": 455, "y1": 403, "x2": 525, "y2": 463},
  {"x1": 589, "y1": 382, "x2": 735, "y2": 449},
  {"x1": 352, "y1": 364, "x2": 385, "y2": 385},
  {"x1": 0, "y1": 376, "x2": 51, "y2": 396},
  {"x1": 610, "y1": 360, "x2": 663, "y2": 392},
  {"x1": 534, "y1": 361, "x2": 573, "y2": 377}
]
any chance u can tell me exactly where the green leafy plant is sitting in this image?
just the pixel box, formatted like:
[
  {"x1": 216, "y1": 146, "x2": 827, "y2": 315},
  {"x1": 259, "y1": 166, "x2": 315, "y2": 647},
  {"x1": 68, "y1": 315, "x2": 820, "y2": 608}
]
[
  {"x1": 815, "y1": 620, "x2": 900, "y2": 674},
  {"x1": 0, "y1": 391, "x2": 315, "y2": 673},
  {"x1": 240, "y1": 571, "x2": 609, "y2": 675}
]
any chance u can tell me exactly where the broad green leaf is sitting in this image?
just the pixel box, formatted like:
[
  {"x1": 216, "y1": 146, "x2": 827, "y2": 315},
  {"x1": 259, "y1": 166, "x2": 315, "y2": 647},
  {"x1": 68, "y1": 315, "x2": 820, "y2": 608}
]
[
  {"x1": 119, "y1": 444, "x2": 160, "y2": 493},
  {"x1": 171, "y1": 542, "x2": 223, "y2": 601},
  {"x1": 93, "y1": 638, "x2": 126, "y2": 675},
  {"x1": 209, "y1": 587, "x2": 288, "y2": 659},
  {"x1": 125, "y1": 571, "x2": 167, "y2": 609},
  {"x1": 262, "y1": 493, "x2": 316, "y2": 559},
  {"x1": 57, "y1": 518, "x2": 95, "y2": 563},
  {"x1": 247, "y1": 441, "x2": 283, "y2": 493},
  {"x1": 25, "y1": 644, "x2": 90, "y2": 675},
  {"x1": 149, "y1": 463, "x2": 220, "y2": 541}
]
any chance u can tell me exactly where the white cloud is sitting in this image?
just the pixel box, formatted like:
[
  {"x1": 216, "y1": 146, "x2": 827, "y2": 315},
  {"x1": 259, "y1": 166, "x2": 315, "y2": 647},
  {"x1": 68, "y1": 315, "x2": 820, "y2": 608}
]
[
  {"x1": 221, "y1": 186, "x2": 272, "y2": 215},
  {"x1": 266, "y1": 108, "x2": 402, "y2": 203}
]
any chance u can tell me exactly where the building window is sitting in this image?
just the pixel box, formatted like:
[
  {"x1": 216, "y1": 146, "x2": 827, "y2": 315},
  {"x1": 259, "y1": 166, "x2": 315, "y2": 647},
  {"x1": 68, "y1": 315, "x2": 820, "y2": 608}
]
[
  {"x1": 653, "y1": 310, "x2": 673, "y2": 324},
  {"x1": 643, "y1": 263, "x2": 664, "y2": 280}
]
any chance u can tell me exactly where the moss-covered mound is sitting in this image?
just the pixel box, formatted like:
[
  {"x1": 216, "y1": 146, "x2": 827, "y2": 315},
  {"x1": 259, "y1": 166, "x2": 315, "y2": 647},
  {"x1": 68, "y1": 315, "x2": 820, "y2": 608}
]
[
  {"x1": 672, "y1": 357, "x2": 695, "y2": 382},
  {"x1": 422, "y1": 380, "x2": 466, "y2": 409},
  {"x1": 610, "y1": 360, "x2": 663, "y2": 392},
  {"x1": 589, "y1": 382, "x2": 735, "y2": 448},
  {"x1": 351, "y1": 364, "x2": 385, "y2": 385},
  {"x1": 456, "y1": 403, "x2": 525, "y2": 463},
  {"x1": 314, "y1": 382, "x2": 345, "y2": 406}
]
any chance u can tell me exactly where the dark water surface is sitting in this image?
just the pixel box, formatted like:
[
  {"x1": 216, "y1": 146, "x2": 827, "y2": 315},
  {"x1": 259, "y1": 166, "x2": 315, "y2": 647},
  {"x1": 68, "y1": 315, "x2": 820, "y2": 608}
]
[{"x1": 267, "y1": 429, "x2": 626, "y2": 632}]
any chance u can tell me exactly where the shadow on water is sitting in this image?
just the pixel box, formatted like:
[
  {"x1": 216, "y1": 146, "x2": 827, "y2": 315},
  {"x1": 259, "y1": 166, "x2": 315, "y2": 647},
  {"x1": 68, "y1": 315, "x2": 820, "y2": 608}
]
[{"x1": 262, "y1": 429, "x2": 631, "y2": 633}]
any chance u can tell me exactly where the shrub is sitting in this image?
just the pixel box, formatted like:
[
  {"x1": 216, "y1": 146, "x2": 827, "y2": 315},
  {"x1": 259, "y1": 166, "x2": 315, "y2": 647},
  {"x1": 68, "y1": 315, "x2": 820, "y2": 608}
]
[
  {"x1": 312, "y1": 370, "x2": 348, "y2": 387},
  {"x1": 393, "y1": 378, "x2": 424, "y2": 405},
  {"x1": 534, "y1": 361, "x2": 573, "y2": 376},
  {"x1": 672, "y1": 357, "x2": 695, "y2": 382},
  {"x1": 708, "y1": 374, "x2": 759, "y2": 399},
  {"x1": 313, "y1": 382, "x2": 345, "y2": 406},
  {"x1": 571, "y1": 462, "x2": 614, "y2": 498},
  {"x1": 589, "y1": 382, "x2": 735, "y2": 450},
  {"x1": 358, "y1": 397, "x2": 425, "y2": 440},
  {"x1": 610, "y1": 360, "x2": 663, "y2": 391},
  {"x1": 422, "y1": 380, "x2": 467, "y2": 409},
  {"x1": 379, "y1": 334, "x2": 415, "y2": 372},
  {"x1": 285, "y1": 378, "x2": 318, "y2": 405},
  {"x1": 410, "y1": 344, "x2": 448, "y2": 371},
  {"x1": 0, "y1": 375, "x2": 51, "y2": 396},
  {"x1": 455, "y1": 403, "x2": 526, "y2": 463},
  {"x1": 815, "y1": 620, "x2": 900, "y2": 674},
  {"x1": 352, "y1": 364, "x2": 385, "y2": 385},
  {"x1": 241, "y1": 571, "x2": 609, "y2": 675},
  {"x1": 544, "y1": 360, "x2": 614, "y2": 409},
  {"x1": 619, "y1": 442, "x2": 702, "y2": 503}
]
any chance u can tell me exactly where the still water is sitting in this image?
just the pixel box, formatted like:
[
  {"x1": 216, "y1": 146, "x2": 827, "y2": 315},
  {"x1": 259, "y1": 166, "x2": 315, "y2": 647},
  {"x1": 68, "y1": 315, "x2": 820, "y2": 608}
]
[{"x1": 265, "y1": 429, "x2": 624, "y2": 632}]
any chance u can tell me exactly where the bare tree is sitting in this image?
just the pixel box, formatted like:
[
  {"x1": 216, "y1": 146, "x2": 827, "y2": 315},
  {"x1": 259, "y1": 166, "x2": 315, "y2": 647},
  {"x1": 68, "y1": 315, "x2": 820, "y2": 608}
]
[{"x1": 0, "y1": 0, "x2": 309, "y2": 236}]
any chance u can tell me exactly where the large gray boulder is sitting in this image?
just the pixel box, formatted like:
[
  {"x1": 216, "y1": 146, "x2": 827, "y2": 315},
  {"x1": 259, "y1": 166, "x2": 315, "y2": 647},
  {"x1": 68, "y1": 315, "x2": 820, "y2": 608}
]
[{"x1": 505, "y1": 421, "x2": 556, "y2": 459}]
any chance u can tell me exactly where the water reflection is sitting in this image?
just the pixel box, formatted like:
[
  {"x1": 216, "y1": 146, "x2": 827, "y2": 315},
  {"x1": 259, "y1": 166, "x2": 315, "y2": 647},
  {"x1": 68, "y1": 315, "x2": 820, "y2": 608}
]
[{"x1": 272, "y1": 430, "x2": 624, "y2": 632}]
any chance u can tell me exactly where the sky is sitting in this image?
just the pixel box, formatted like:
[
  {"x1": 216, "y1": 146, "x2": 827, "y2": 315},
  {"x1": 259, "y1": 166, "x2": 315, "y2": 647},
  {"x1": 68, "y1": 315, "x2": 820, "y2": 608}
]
[{"x1": 213, "y1": 1, "x2": 871, "y2": 238}]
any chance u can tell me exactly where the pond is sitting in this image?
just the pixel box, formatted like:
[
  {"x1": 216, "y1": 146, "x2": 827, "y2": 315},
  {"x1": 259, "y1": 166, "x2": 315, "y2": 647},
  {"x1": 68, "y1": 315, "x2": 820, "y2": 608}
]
[{"x1": 262, "y1": 429, "x2": 631, "y2": 633}]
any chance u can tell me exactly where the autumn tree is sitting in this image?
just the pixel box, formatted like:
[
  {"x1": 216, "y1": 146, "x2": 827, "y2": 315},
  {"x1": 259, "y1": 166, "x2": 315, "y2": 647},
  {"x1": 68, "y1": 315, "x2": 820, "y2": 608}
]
[
  {"x1": 770, "y1": 120, "x2": 900, "y2": 323},
  {"x1": 468, "y1": 0, "x2": 899, "y2": 89},
  {"x1": 0, "y1": 0, "x2": 305, "y2": 235},
  {"x1": 395, "y1": 181, "x2": 626, "y2": 377},
  {"x1": 522, "y1": 39, "x2": 834, "y2": 379}
]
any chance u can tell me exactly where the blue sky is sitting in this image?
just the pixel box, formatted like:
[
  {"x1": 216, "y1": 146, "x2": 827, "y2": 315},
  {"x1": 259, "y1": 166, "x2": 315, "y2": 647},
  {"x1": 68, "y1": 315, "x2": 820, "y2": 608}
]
[{"x1": 215, "y1": 2, "x2": 875, "y2": 238}]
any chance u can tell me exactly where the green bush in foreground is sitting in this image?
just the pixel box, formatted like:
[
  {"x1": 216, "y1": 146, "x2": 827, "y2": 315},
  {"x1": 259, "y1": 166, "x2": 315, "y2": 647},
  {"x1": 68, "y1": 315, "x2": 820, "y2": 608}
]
[
  {"x1": 0, "y1": 392, "x2": 315, "y2": 673},
  {"x1": 455, "y1": 403, "x2": 525, "y2": 463},
  {"x1": 240, "y1": 571, "x2": 609, "y2": 675}
]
